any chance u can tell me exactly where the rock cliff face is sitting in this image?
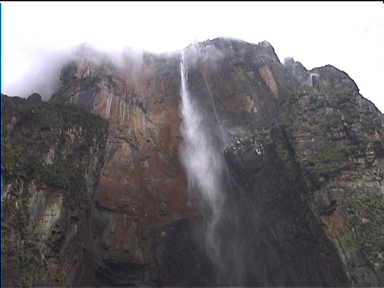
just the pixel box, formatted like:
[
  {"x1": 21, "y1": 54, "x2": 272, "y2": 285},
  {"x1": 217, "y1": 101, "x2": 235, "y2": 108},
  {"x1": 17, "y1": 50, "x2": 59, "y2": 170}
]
[
  {"x1": 50, "y1": 47, "x2": 197, "y2": 285},
  {"x1": 4, "y1": 37, "x2": 384, "y2": 287},
  {"x1": 283, "y1": 63, "x2": 384, "y2": 285},
  {"x1": 3, "y1": 94, "x2": 108, "y2": 286}
]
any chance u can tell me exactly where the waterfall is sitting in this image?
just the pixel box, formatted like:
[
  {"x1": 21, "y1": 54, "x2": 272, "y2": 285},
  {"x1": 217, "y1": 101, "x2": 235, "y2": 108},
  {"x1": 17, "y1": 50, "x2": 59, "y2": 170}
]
[{"x1": 178, "y1": 51, "x2": 225, "y2": 269}]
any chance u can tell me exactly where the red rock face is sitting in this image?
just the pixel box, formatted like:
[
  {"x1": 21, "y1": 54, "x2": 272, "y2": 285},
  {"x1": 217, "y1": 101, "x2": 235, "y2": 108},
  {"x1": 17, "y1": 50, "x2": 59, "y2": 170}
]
[
  {"x1": 93, "y1": 75, "x2": 194, "y2": 224},
  {"x1": 52, "y1": 50, "x2": 198, "y2": 270}
]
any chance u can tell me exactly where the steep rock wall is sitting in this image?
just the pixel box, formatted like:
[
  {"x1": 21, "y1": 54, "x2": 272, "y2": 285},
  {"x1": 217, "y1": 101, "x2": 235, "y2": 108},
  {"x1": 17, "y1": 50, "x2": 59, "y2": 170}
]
[
  {"x1": 3, "y1": 95, "x2": 108, "y2": 286},
  {"x1": 46, "y1": 38, "x2": 384, "y2": 286},
  {"x1": 51, "y1": 48, "x2": 196, "y2": 285}
]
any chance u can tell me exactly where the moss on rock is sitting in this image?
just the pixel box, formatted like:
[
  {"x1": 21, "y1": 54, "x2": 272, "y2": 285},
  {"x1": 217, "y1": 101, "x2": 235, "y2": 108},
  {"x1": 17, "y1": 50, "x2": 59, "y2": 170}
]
[{"x1": 3, "y1": 95, "x2": 108, "y2": 286}]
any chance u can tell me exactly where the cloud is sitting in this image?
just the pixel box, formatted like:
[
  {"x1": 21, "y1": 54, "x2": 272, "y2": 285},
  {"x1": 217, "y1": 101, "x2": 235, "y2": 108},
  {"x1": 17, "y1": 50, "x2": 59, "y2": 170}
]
[
  {"x1": 2, "y1": 2, "x2": 383, "y2": 111},
  {"x1": 4, "y1": 47, "x2": 74, "y2": 100}
]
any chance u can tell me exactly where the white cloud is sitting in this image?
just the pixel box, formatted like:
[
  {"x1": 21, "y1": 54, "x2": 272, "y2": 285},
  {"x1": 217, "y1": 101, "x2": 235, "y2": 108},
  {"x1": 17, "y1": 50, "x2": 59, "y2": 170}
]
[{"x1": 2, "y1": 1, "x2": 384, "y2": 111}]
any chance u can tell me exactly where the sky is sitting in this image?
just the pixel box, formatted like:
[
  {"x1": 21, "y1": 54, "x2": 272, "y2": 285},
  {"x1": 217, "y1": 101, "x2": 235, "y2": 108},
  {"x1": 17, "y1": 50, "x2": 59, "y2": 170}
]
[{"x1": 2, "y1": 1, "x2": 384, "y2": 111}]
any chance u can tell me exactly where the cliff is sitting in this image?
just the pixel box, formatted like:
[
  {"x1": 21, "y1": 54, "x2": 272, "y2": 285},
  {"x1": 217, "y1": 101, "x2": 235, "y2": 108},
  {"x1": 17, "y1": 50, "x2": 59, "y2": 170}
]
[
  {"x1": 3, "y1": 94, "x2": 108, "y2": 286},
  {"x1": 4, "y1": 37, "x2": 384, "y2": 286}
]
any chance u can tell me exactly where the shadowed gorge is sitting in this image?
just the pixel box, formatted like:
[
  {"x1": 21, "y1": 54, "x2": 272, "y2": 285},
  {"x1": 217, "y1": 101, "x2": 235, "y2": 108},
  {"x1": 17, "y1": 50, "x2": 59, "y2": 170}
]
[{"x1": 3, "y1": 37, "x2": 384, "y2": 287}]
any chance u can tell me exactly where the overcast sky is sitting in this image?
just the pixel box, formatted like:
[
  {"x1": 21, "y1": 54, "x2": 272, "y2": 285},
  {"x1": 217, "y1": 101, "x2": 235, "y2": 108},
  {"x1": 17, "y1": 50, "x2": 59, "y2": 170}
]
[{"x1": 2, "y1": 2, "x2": 384, "y2": 111}]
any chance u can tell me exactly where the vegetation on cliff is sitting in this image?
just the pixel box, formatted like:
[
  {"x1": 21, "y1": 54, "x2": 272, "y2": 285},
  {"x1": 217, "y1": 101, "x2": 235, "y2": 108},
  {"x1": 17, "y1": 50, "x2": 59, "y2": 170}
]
[{"x1": 3, "y1": 94, "x2": 108, "y2": 286}]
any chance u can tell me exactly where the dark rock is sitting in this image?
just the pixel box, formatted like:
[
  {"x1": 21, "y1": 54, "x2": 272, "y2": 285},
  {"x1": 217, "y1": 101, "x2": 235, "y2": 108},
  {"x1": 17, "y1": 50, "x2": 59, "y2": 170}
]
[
  {"x1": 149, "y1": 216, "x2": 216, "y2": 286},
  {"x1": 3, "y1": 95, "x2": 108, "y2": 286},
  {"x1": 27, "y1": 93, "x2": 42, "y2": 102}
]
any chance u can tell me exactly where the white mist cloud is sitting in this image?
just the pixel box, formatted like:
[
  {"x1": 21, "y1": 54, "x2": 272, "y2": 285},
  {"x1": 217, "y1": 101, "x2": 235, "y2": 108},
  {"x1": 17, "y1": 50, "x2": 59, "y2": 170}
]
[{"x1": 2, "y1": 2, "x2": 384, "y2": 110}]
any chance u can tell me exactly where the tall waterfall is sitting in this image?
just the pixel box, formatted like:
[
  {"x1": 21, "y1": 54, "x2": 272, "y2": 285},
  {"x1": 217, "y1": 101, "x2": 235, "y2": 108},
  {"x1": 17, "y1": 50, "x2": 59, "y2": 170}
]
[{"x1": 178, "y1": 51, "x2": 225, "y2": 269}]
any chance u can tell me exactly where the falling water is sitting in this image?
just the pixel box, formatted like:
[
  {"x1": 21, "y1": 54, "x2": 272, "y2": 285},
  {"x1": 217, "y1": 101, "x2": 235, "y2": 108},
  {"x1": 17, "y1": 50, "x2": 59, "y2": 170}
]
[{"x1": 179, "y1": 51, "x2": 225, "y2": 269}]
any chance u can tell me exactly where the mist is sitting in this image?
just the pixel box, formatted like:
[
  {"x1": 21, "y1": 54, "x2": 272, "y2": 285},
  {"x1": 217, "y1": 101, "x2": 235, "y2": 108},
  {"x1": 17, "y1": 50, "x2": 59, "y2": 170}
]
[
  {"x1": 4, "y1": 48, "x2": 73, "y2": 100},
  {"x1": 3, "y1": 43, "x2": 161, "y2": 101},
  {"x1": 179, "y1": 49, "x2": 226, "y2": 277},
  {"x1": 3, "y1": 2, "x2": 384, "y2": 110}
]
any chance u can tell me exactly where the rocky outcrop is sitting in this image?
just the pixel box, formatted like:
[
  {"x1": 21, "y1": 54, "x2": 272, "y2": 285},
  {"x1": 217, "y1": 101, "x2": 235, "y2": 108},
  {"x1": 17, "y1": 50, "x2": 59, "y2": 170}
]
[
  {"x1": 218, "y1": 50, "x2": 384, "y2": 285},
  {"x1": 3, "y1": 95, "x2": 108, "y2": 286},
  {"x1": 285, "y1": 63, "x2": 384, "y2": 285},
  {"x1": 5, "y1": 37, "x2": 384, "y2": 287}
]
